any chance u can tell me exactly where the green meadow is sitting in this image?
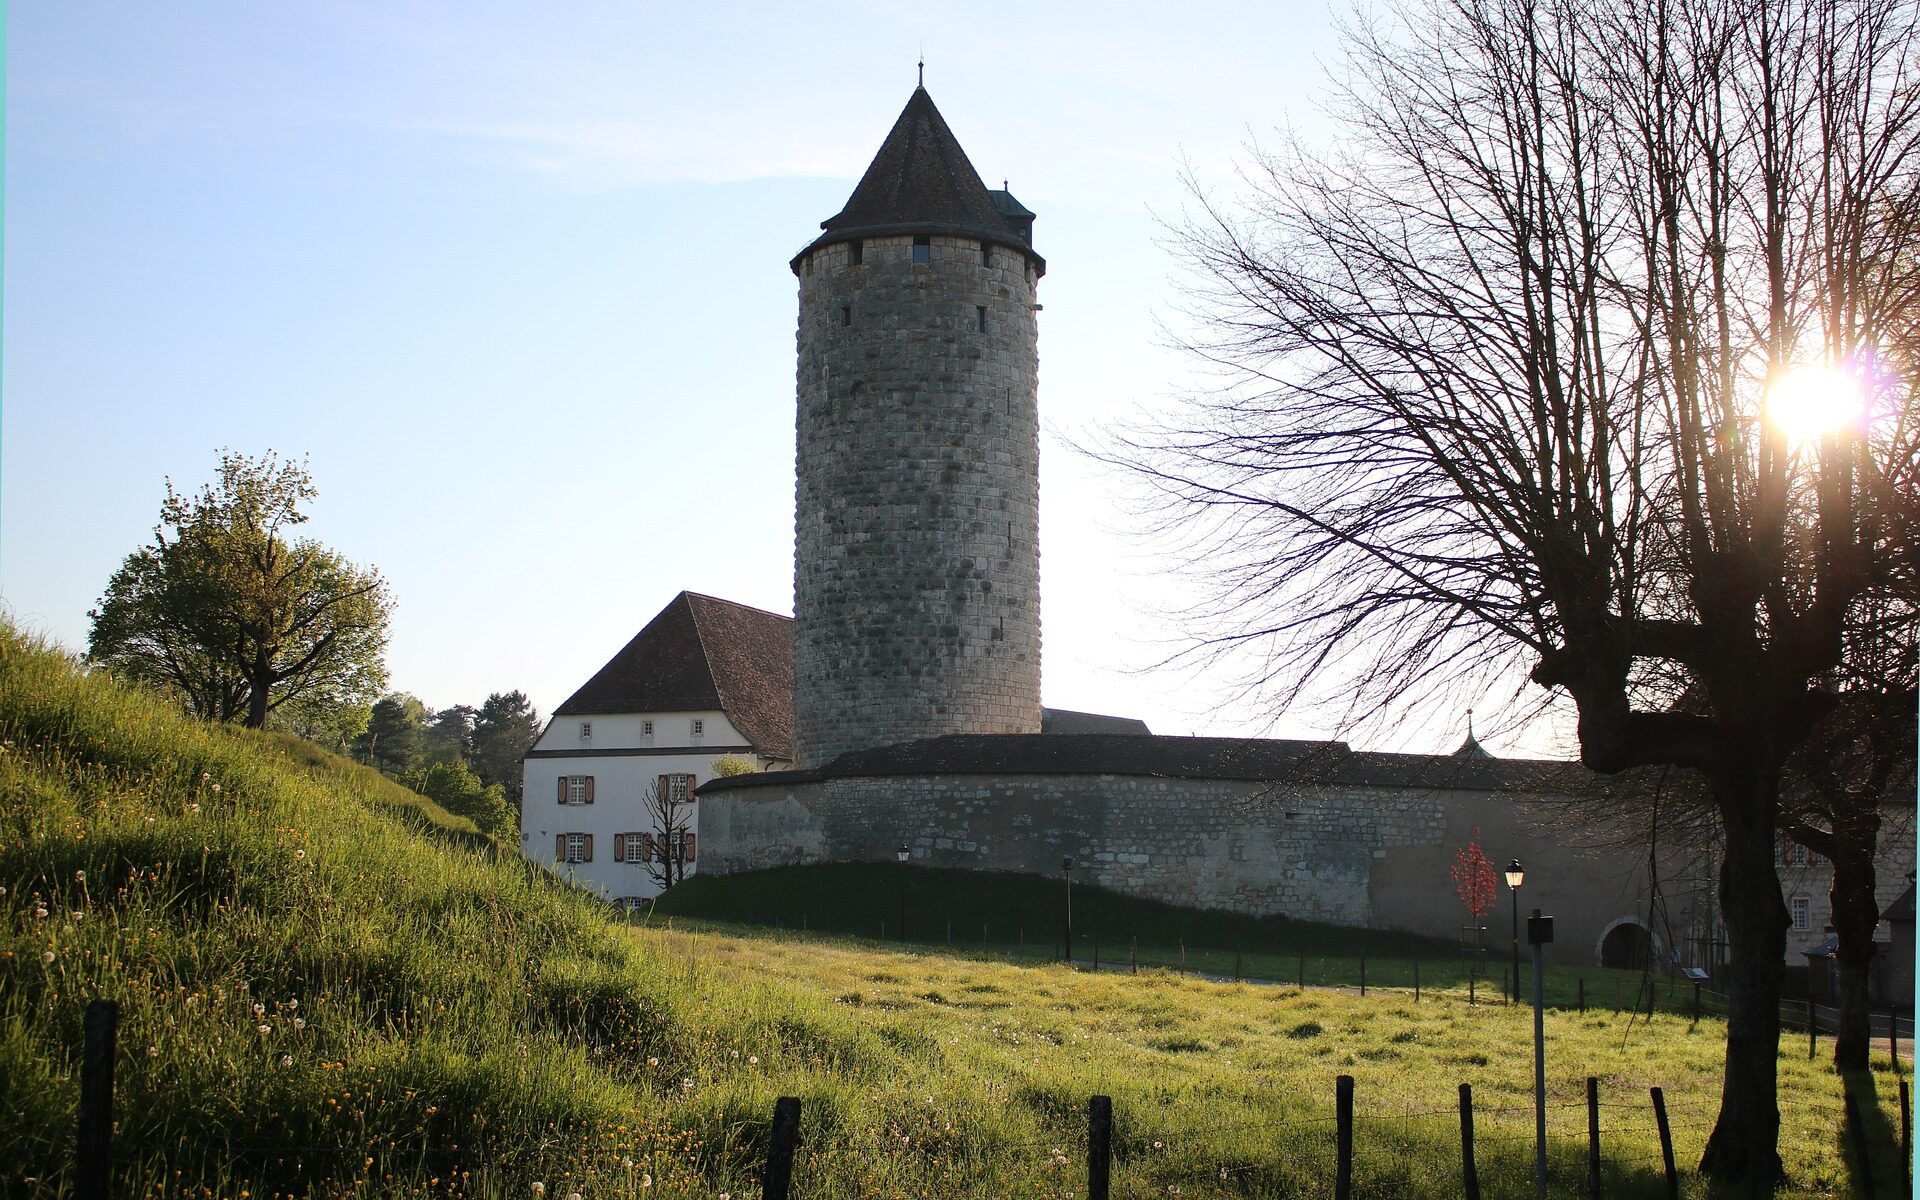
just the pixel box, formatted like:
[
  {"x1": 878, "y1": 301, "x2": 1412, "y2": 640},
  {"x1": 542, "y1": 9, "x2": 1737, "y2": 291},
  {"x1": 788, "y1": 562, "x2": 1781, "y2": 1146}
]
[{"x1": 0, "y1": 627, "x2": 1907, "y2": 1198}]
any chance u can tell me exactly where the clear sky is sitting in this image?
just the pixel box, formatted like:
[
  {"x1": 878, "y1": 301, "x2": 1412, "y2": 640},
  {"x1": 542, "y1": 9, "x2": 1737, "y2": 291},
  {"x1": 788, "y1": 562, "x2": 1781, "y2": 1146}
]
[{"x1": 2, "y1": 2, "x2": 1571, "y2": 756}]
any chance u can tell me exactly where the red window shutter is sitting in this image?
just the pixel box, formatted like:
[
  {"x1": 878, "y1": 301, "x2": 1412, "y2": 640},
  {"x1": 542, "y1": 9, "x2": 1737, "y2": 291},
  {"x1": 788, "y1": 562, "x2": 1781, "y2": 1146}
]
[
  {"x1": 557, "y1": 777, "x2": 567, "y2": 803},
  {"x1": 683, "y1": 832, "x2": 696, "y2": 862},
  {"x1": 657, "y1": 774, "x2": 670, "y2": 803},
  {"x1": 585, "y1": 776, "x2": 595, "y2": 804},
  {"x1": 556, "y1": 834, "x2": 566, "y2": 860},
  {"x1": 583, "y1": 834, "x2": 593, "y2": 862},
  {"x1": 613, "y1": 833, "x2": 626, "y2": 862},
  {"x1": 638, "y1": 832, "x2": 653, "y2": 862}
]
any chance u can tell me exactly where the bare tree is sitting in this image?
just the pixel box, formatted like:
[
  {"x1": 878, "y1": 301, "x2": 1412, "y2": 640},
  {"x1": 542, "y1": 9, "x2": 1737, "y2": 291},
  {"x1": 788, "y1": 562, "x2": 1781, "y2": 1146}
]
[
  {"x1": 1117, "y1": 0, "x2": 1918, "y2": 1182},
  {"x1": 642, "y1": 773, "x2": 696, "y2": 890}
]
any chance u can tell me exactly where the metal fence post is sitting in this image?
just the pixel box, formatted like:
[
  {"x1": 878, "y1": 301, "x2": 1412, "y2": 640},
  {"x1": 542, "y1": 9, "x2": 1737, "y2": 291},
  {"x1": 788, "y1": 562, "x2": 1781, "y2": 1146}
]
[{"x1": 1336, "y1": 1074, "x2": 1355, "y2": 1200}]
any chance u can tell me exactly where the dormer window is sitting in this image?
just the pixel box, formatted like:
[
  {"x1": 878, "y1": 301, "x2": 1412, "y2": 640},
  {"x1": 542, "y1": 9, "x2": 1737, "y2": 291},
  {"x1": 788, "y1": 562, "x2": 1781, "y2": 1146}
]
[{"x1": 912, "y1": 236, "x2": 931, "y2": 264}]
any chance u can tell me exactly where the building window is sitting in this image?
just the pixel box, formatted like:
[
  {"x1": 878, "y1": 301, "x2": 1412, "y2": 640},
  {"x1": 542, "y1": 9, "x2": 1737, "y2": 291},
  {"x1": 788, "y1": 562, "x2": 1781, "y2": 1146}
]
[
  {"x1": 1790, "y1": 895, "x2": 1811, "y2": 931},
  {"x1": 680, "y1": 830, "x2": 697, "y2": 862},
  {"x1": 559, "y1": 775, "x2": 594, "y2": 805},
  {"x1": 913, "y1": 235, "x2": 931, "y2": 264},
  {"x1": 976, "y1": 306, "x2": 987, "y2": 332},
  {"x1": 559, "y1": 832, "x2": 591, "y2": 863},
  {"x1": 659, "y1": 773, "x2": 695, "y2": 804},
  {"x1": 579, "y1": 721, "x2": 592, "y2": 740},
  {"x1": 641, "y1": 720, "x2": 654, "y2": 737},
  {"x1": 980, "y1": 241, "x2": 992, "y2": 266},
  {"x1": 691, "y1": 719, "x2": 704, "y2": 738},
  {"x1": 849, "y1": 240, "x2": 863, "y2": 265},
  {"x1": 841, "y1": 306, "x2": 851, "y2": 327}
]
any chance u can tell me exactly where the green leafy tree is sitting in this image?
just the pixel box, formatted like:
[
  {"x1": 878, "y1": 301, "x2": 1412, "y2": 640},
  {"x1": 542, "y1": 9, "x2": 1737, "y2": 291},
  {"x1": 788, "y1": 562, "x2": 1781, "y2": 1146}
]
[
  {"x1": 422, "y1": 704, "x2": 478, "y2": 765},
  {"x1": 355, "y1": 693, "x2": 427, "y2": 773},
  {"x1": 471, "y1": 690, "x2": 542, "y2": 800},
  {"x1": 708, "y1": 754, "x2": 760, "y2": 777},
  {"x1": 399, "y1": 759, "x2": 516, "y2": 840},
  {"x1": 88, "y1": 451, "x2": 391, "y2": 729},
  {"x1": 274, "y1": 692, "x2": 372, "y2": 755}
]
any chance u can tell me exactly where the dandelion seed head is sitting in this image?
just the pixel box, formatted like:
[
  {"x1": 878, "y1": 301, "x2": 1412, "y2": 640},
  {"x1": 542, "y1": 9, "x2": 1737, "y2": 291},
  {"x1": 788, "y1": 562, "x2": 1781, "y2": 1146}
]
[
  {"x1": 280, "y1": 1054, "x2": 293, "y2": 1068},
  {"x1": 42, "y1": 950, "x2": 55, "y2": 963},
  {"x1": 147, "y1": 1045, "x2": 159, "y2": 1058},
  {"x1": 257, "y1": 1024, "x2": 271, "y2": 1035}
]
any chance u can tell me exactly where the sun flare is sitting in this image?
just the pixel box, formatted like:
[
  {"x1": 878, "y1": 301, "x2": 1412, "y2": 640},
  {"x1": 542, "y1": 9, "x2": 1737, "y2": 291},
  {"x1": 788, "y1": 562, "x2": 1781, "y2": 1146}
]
[{"x1": 1765, "y1": 364, "x2": 1865, "y2": 446}]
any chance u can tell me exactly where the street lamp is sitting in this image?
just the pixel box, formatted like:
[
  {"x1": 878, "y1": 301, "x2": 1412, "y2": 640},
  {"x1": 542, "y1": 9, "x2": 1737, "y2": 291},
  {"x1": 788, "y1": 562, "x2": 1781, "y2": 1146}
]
[
  {"x1": 1505, "y1": 859, "x2": 1525, "y2": 1004},
  {"x1": 1063, "y1": 855, "x2": 1074, "y2": 966},
  {"x1": 895, "y1": 844, "x2": 910, "y2": 941}
]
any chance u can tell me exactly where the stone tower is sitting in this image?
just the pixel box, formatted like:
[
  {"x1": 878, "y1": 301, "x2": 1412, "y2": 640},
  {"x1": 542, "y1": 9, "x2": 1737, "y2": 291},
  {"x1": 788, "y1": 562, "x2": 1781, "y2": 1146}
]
[{"x1": 789, "y1": 85, "x2": 1044, "y2": 768}]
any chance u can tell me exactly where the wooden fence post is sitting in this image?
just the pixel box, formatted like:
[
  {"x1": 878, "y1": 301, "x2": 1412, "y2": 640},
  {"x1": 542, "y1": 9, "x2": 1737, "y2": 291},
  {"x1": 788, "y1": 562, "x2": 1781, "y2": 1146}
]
[
  {"x1": 1131, "y1": 938, "x2": 1138, "y2": 975},
  {"x1": 1234, "y1": 947, "x2": 1242, "y2": 982},
  {"x1": 76, "y1": 999, "x2": 119, "y2": 1200},
  {"x1": 1093, "y1": 933, "x2": 1099, "y2": 972},
  {"x1": 1650, "y1": 1086, "x2": 1678, "y2": 1200},
  {"x1": 761, "y1": 1095, "x2": 802, "y2": 1200},
  {"x1": 1180, "y1": 940, "x2": 1187, "y2": 975},
  {"x1": 1087, "y1": 1094, "x2": 1113, "y2": 1200},
  {"x1": 1415, "y1": 960, "x2": 1421, "y2": 1003},
  {"x1": 1692, "y1": 983, "x2": 1701, "y2": 1025},
  {"x1": 1298, "y1": 953, "x2": 1306, "y2": 988},
  {"x1": 1458, "y1": 1082, "x2": 1480, "y2": 1200},
  {"x1": 1890, "y1": 1007, "x2": 1901, "y2": 1074},
  {"x1": 1360, "y1": 955, "x2": 1367, "y2": 997},
  {"x1": 1336, "y1": 1074, "x2": 1355, "y2": 1200},
  {"x1": 1900, "y1": 1078, "x2": 1911, "y2": 1193},
  {"x1": 1578, "y1": 977, "x2": 1585, "y2": 1013},
  {"x1": 1809, "y1": 996, "x2": 1818, "y2": 1060},
  {"x1": 1585, "y1": 1076, "x2": 1601, "y2": 1200},
  {"x1": 1844, "y1": 1090, "x2": 1875, "y2": 1198}
]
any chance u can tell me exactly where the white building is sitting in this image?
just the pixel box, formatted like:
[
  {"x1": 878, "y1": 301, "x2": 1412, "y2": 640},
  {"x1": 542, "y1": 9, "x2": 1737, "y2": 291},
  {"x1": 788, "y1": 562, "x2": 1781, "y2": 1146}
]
[{"x1": 520, "y1": 592, "x2": 793, "y2": 904}]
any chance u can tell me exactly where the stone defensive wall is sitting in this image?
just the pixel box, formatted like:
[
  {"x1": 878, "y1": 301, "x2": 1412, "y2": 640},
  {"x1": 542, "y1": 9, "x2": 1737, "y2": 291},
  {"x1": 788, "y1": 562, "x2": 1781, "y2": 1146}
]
[{"x1": 697, "y1": 733, "x2": 1706, "y2": 961}]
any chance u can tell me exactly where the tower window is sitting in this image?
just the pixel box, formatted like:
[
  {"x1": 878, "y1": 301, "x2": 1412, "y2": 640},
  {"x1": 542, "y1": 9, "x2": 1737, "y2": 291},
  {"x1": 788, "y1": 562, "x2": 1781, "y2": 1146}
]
[
  {"x1": 912, "y1": 236, "x2": 931, "y2": 264},
  {"x1": 841, "y1": 306, "x2": 852, "y2": 327},
  {"x1": 849, "y1": 240, "x2": 863, "y2": 265},
  {"x1": 980, "y1": 241, "x2": 992, "y2": 266},
  {"x1": 976, "y1": 306, "x2": 987, "y2": 332}
]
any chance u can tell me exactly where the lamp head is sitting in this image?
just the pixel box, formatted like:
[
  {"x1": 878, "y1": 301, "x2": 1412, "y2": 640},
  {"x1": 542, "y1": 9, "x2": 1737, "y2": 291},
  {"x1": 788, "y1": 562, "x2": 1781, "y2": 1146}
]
[
  {"x1": 896, "y1": 844, "x2": 910, "y2": 864},
  {"x1": 1505, "y1": 859, "x2": 1525, "y2": 889}
]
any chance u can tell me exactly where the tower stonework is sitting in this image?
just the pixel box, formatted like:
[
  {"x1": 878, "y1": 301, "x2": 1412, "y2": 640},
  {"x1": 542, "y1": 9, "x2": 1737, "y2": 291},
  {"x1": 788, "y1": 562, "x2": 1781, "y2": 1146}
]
[{"x1": 790, "y1": 86, "x2": 1044, "y2": 768}]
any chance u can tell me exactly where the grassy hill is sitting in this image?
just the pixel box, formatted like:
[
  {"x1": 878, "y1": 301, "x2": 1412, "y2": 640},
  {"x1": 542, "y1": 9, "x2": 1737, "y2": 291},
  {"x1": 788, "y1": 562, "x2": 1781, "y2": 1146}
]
[{"x1": 1, "y1": 628, "x2": 1905, "y2": 1198}]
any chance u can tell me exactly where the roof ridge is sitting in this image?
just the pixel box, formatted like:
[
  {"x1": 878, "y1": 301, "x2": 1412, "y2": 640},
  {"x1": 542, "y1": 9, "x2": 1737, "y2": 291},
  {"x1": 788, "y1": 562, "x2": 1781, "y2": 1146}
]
[{"x1": 680, "y1": 591, "x2": 794, "y2": 623}]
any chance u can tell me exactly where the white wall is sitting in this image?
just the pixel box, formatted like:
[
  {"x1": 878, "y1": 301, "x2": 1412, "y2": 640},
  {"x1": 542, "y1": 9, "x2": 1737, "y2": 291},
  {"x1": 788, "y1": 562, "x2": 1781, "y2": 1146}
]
[{"x1": 519, "y1": 709, "x2": 750, "y2": 902}]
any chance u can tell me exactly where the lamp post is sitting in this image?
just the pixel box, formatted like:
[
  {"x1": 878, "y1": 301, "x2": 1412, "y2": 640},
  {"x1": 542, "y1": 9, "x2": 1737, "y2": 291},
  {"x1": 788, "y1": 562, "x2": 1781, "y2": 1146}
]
[
  {"x1": 1063, "y1": 855, "x2": 1074, "y2": 966},
  {"x1": 1505, "y1": 859, "x2": 1525, "y2": 1004},
  {"x1": 1527, "y1": 908, "x2": 1555, "y2": 1200},
  {"x1": 895, "y1": 844, "x2": 910, "y2": 941}
]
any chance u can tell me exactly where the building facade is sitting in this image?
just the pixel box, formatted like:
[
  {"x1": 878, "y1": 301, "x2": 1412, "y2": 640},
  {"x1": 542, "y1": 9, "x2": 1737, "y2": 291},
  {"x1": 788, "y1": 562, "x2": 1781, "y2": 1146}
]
[{"x1": 520, "y1": 592, "x2": 792, "y2": 903}]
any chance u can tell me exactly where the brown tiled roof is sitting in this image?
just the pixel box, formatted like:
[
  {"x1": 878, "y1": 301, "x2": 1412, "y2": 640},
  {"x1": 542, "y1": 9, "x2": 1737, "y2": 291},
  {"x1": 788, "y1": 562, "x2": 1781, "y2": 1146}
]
[
  {"x1": 553, "y1": 593, "x2": 794, "y2": 760},
  {"x1": 792, "y1": 86, "x2": 1042, "y2": 272},
  {"x1": 700, "y1": 733, "x2": 1591, "y2": 795}
]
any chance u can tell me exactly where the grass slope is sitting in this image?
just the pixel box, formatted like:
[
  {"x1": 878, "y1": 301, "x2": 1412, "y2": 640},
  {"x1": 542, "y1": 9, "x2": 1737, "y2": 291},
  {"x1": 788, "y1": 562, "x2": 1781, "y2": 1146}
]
[{"x1": 1, "y1": 629, "x2": 1906, "y2": 1198}]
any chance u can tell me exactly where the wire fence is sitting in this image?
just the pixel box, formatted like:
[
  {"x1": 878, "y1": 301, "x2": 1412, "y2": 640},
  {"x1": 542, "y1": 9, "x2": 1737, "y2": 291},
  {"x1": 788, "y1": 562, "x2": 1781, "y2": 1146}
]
[{"x1": 56, "y1": 999, "x2": 1918, "y2": 1199}]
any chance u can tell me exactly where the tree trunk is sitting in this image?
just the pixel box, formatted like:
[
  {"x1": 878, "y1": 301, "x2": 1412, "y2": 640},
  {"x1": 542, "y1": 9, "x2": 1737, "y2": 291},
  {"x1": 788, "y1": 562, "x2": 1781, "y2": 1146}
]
[
  {"x1": 1827, "y1": 805, "x2": 1882, "y2": 1071},
  {"x1": 244, "y1": 677, "x2": 271, "y2": 728},
  {"x1": 1698, "y1": 795, "x2": 1789, "y2": 1188}
]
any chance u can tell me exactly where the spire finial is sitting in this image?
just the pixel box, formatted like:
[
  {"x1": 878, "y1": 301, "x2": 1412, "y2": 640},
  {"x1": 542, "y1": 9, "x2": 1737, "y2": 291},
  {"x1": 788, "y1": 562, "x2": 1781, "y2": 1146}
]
[
  {"x1": 1467, "y1": 708, "x2": 1475, "y2": 739},
  {"x1": 917, "y1": 54, "x2": 924, "y2": 88}
]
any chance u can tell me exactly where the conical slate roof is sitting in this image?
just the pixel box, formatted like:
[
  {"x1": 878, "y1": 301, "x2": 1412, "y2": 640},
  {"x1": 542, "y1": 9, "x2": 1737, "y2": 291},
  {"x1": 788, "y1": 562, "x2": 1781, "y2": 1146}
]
[
  {"x1": 553, "y1": 592, "x2": 794, "y2": 760},
  {"x1": 792, "y1": 86, "x2": 1041, "y2": 271}
]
